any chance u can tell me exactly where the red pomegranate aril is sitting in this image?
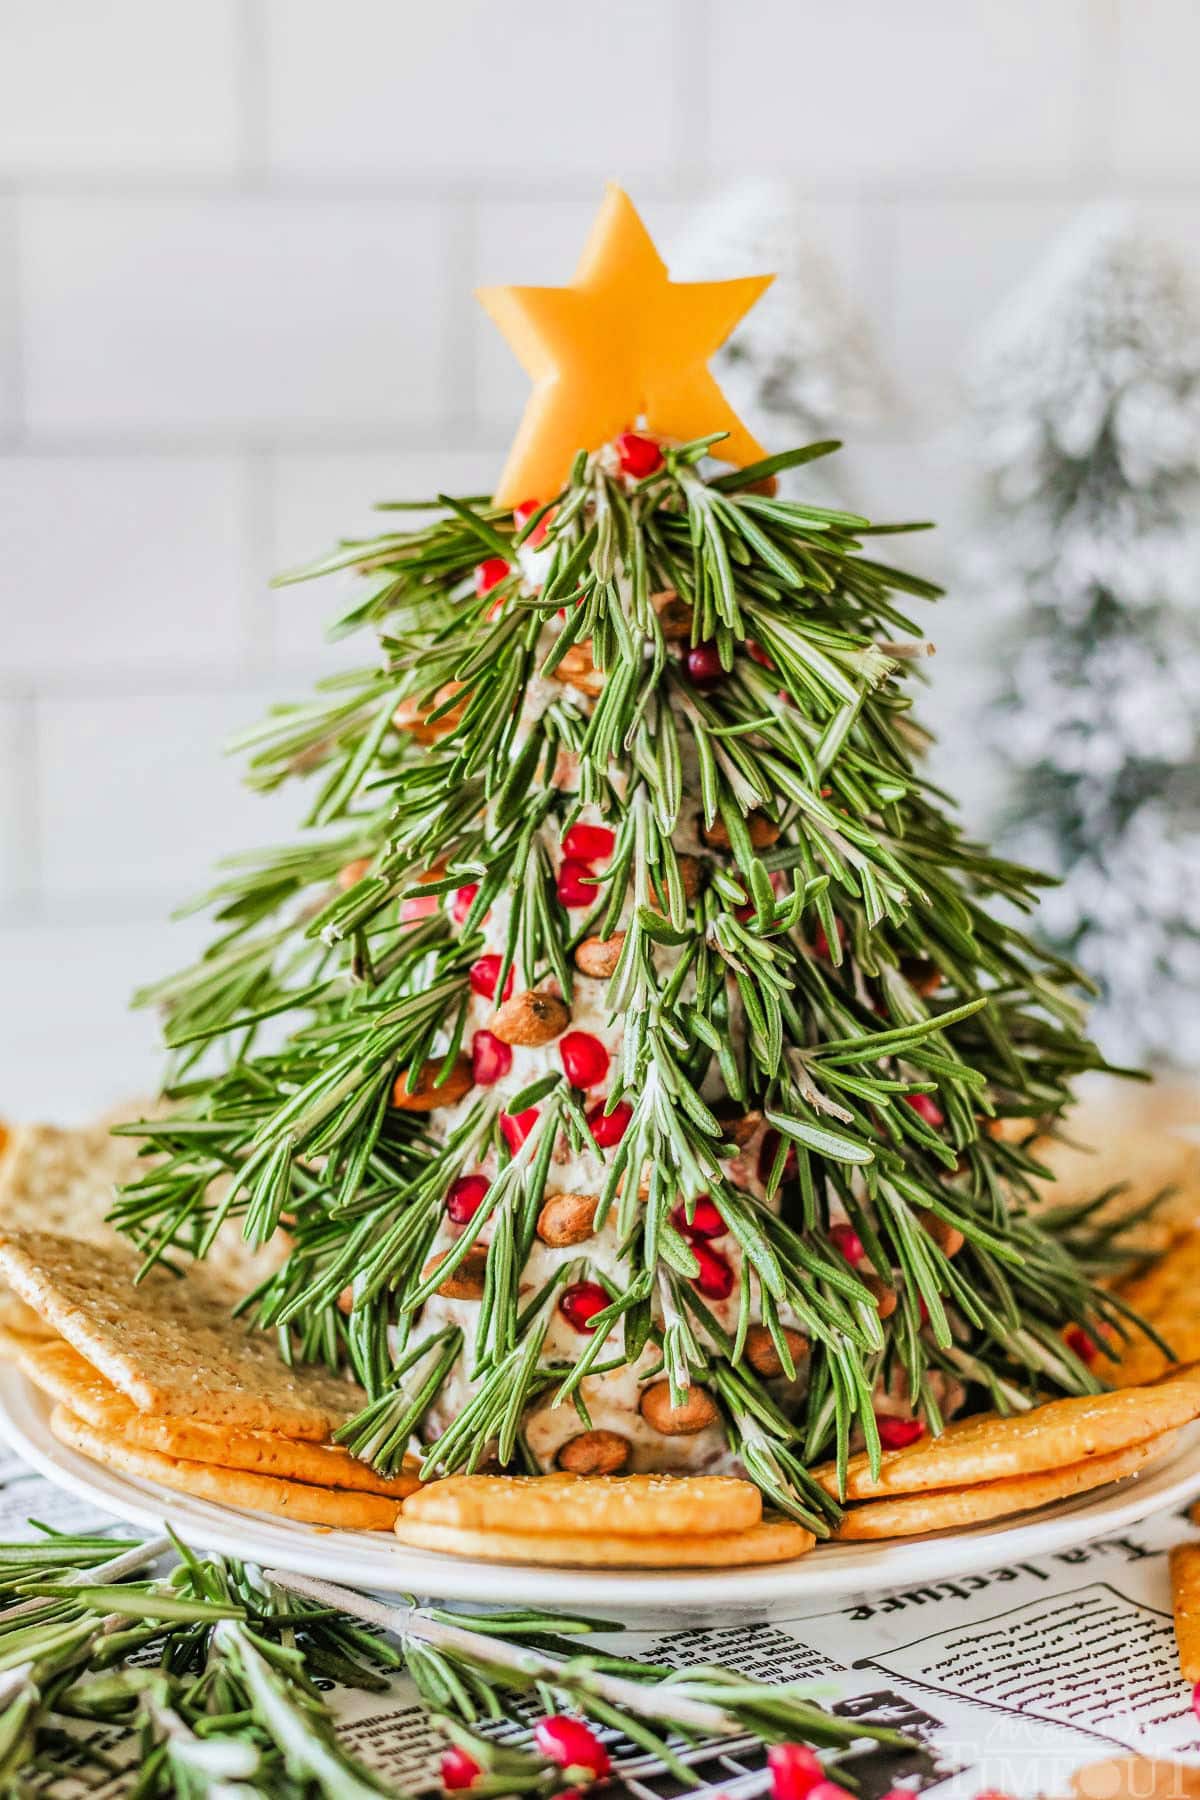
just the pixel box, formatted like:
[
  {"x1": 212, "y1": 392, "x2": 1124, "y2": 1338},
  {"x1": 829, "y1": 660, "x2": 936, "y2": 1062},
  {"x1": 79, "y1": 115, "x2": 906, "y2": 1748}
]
[
  {"x1": 673, "y1": 1195, "x2": 725, "y2": 1239},
  {"x1": 471, "y1": 1030, "x2": 512, "y2": 1087},
  {"x1": 876, "y1": 1413, "x2": 926, "y2": 1451},
  {"x1": 756, "y1": 1127, "x2": 798, "y2": 1186},
  {"x1": 400, "y1": 894, "x2": 439, "y2": 924},
  {"x1": 560, "y1": 1030, "x2": 609, "y2": 1090},
  {"x1": 533, "y1": 1716, "x2": 611, "y2": 1780},
  {"x1": 561, "y1": 822, "x2": 615, "y2": 863},
  {"x1": 905, "y1": 1092, "x2": 945, "y2": 1129},
  {"x1": 812, "y1": 919, "x2": 845, "y2": 961},
  {"x1": 473, "y1": 557, "x2": 510, "y2": 597},
  {"x1": 691, "y1": 1240, "x2": 735, "y2": 1301},
  {"x1": 767, "y1": 1742, "x2": 824, "y2": 1800},
  {"x1": 734, "y1": 900, "x2": 756, "y2": 923},
  {"x1": 500, "y1": 1106, "x2": 538, "y2": 1153},
  {"x1": 615, "y1": 432, "x2": 664, "y2": 478},
  {"x1": 560, "y1": 1281, "x2": 610, "y2": 1335},
  {"x1": 587, "y1": 1097, "x2": 632, "y2": 1148},
  {"x1": 446, "y1": 1174, "x2": 489, "y2": 1224},
  {"x1": 468, "y1": 954, "x2": 513, "y2": 1002},
  {"x1": 557, "y1": 859, "x2": 599, "y2": 908},
  {"x1": 513, "y1": 497, "x2": 551, "y2": 546},
  {"x1": 1065, "y1": 1324, "x2": 1100, "y2": 1364},
  {"x1": 451, "y1": 884, "x2": 479, "y2": 925},
  {"x1": 746, "y1": 639, "x2": 775, "y2": 670},
  {"x1": 830, "y1": 1222, "x2": 865, "y2": 1266},
  {"x1": 441, "y1": 1745, "x2": 482, "y2": 1791},
  {"x1": 686, "y1": 641, "x2": 724, "y2": 686}
]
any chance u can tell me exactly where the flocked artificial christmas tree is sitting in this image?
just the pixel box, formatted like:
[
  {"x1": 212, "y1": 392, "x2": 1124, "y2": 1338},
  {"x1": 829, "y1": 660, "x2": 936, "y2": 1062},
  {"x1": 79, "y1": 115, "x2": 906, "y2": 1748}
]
[
  {"x1": 116, "y1": 188, "x2": 1136, "y2": 1532},
  {"x1": 967, "y1": 206, "x2": 1200, "y2": 1070}
]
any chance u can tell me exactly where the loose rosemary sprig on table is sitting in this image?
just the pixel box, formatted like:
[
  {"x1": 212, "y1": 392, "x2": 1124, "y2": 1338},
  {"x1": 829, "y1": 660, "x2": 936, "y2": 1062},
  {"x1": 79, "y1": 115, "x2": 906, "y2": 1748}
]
[{"x1": 0, "y1": 1526, "x2": 907, "y2": 1796}]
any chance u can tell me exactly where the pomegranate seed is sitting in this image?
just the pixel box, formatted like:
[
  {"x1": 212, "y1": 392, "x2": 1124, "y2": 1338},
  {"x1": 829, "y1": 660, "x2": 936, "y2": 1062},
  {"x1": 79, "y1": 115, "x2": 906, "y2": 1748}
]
[
  {"x1": 756, "y1": 1128, "x2": 798, "y2": 1185},
  {"x1": 691, "y1": 1240, "x2": 734, "y2": 1301},
  {"x1": 446, "y1": 1175, "x2": 489, "y2": 1224},
  {"x1": 557, "y1": 859, "x2": 599, "y2": 907},
  {"x1": 1065, "y1": 1324, "x2": 1099, "y2": 1363},
  {"x1": 500, "y1": 1106, "x2": 538, "y2": 1153},
  {"x1": 767, "y1": 1743, "x2": 824, "y2": 1800},
  {"x1": 468, "y1": 954, "x2": 513, "y2": 1002},
  {"x1": 473, "y1": 557, "x2": 510, "y2": 597},
  {"x1": 686, "y1": 641, "x2": 724, "y2": 686},
  {"x1": 560, "y1": 1281, "x2": 609, "y2": 1334},
  {"x1": 672, "y1": 1195, "x2": 725, "y2": 1239},
  {"x1": 513, "y1": 497, "x2": 551, "y2": 547},
  {"x1": 734, "y1": 900, "x2": 756, "y2": 922},
  {"x1": 400, "y1": 894, "x2": 439, "y2": 924},
  {"x1": 441, "y1": 1746, "x2": 482, "y2": 1791},
  {"x1": 587, "y1": 1097, "x2": 632, "y2": 1148},
  {"x1": 812, "y1": 919, "x2": 845, "y2": 961},
  {"x1": 746, "y1": 639, "x2": 775, "y2": 670},
  {"x1": 562, "y1": 822, "x2": 615, "y2": 863},
  {"x1": 830, "y1": 1222, "x2": 865, "y2": 1266},
  {"x1": 615, "y1": 432, "x2": 664, "y2": 478},
  {"x1": 451, "y1": 884, "x2": 479, "y2": 924},
  {"x1": 905, "y1": 1092, "x2": 945, "y2": 1129},
  {"x1": 876, "y1": 1413, "x2": 926, "y2": 1451},
  {"x1": 533, "y1": 1716, "x2": 611, "y2": 1780},
  {"x1": 560, "y1": 1031, "x2": 609, "y2": 1090},
  {"x1": 471, "y1": 1030, "x2": 512, "y2": 1087}
]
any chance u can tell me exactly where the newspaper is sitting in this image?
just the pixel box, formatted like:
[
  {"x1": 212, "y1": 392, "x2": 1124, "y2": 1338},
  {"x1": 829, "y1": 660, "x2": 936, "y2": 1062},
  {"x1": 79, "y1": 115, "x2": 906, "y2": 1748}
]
[{"x1": 4, "y1": 1444, "x2": 1199, "y2": 1799}]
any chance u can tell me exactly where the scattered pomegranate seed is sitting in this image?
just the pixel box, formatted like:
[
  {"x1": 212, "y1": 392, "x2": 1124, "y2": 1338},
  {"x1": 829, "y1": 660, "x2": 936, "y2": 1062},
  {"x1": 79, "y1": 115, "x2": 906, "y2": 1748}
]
[
  {"x1": 905, "y1": 1092, "x2": 945, "y2": 1129},
  {"x1": 473, "y1": 557, "x2": 510, "y2": 597},
  {"x1": 558, "y1": 1031, "x2": 608, "y2": 1091},
  {"x1": 451, "y1": 884, "x2": 479, "y2": 925},
  {"x1": 446, "y1": 1175, "x2": 489, "y2": 1224},
  {"x1": 734, "y1": 900, "x2": 756, "y2": 923},
  {"x1": 615, "y1": 432, "x2": 664, "y2": 478},
  {"x1": 686, "y1": 641, "x2": 724, "y2": 686},
  {"x1": 468, "y1": 954, "x2": 513, "y2": 1002},
  {"x1": 471, "y1": 1030, "x2": 512, "y2": 1087},
  {"x1": 400, "y1": 894, "x2": 439, "y2": 924},
  {"x1": 587, "y1": 1097, "x2": 632, "y2": 1148},
  {"x1": 562, "y1": 822, "x2": 615, "y2": 863},
  {"x1": 1065, "y1": 1324, "x2": 1100, "y2": 1363},
  {"x1": 756, "y1": 1128, "x2": 798, "y2": 1185},
  {"x1": 499, "y1": 1106, "x2": 539, "y2": 1153},
  {"x1": 767, "y1": 1742, "x2": 824, "y2": 1800},
  {"x1": 673, "y1": 1195, "x2": 726, "y2": 1239},
  {"x1": 533, "y1": 1716, "x2": 612, "y2": 1780},
  {"x1": 557, "y1": 859, "x2": 600, "y2": 907},
  {"x1": 812, "y1": 919, "x2": 846, "y2": 962},
  {"x1": 441, "y1": 1745, "x2": 482, "y2": 1790},
  {"x1": 513, "y1": 497, "x2": 551, "y2": 546},
  {"x1": 830, "y1": 1222, "x2": 866, "y2": 1265},
  {"x1": 691, "y1": 1240, "x2": 735, "y2": 1301},
  {"x1": 876, "y1": 1413, "x2": 926, "y2": 1450},
  {"x1": 746, "y1": 639, "x2": 775, "y2": 671},
  {"x1": 560, "y1": 1281, "x2": 610, "y2": 1334},
  {"x1": 878, "y1": 1792, "x2": 918, "y2": 1800}
]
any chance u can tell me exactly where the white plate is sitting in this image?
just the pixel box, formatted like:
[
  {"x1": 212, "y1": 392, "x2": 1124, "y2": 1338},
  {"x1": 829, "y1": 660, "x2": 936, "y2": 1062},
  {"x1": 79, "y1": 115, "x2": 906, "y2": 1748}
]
[{"x1": 5, "y1": 1364, "x2": 1200, "y2": 1621}]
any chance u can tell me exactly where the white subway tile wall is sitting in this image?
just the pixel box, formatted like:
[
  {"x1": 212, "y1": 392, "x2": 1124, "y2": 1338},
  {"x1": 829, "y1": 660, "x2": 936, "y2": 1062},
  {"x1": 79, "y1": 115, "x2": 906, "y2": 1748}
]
[{"x1": 0, "y1": 0, "x2": 1196, "y2": 1119}]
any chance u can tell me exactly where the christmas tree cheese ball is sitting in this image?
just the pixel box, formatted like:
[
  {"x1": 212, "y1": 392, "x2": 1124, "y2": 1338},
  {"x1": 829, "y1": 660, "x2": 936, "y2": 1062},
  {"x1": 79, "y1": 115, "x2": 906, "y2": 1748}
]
[{"x1": 119, "y1": 190, "x2": 1127, "y2": 1533}]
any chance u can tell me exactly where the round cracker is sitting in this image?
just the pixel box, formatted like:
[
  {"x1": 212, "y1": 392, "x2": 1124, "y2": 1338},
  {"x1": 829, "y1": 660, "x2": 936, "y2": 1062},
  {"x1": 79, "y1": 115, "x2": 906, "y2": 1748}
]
[
  {"x1": 1170, "y1": 1541, "x2": 1200, "y2": 1683},
  {"x1": 400, "y1": 1472, "x2": 761, "y2": 1538},
  {"x1": 813, "y1": 1367, "x2": 1200, "y2": 1500},
  {"x1": 835, "y1": 1432, "x2": 1174, "y2": 1541},
  {"x1": 50, "y1": 1406, "x2": 402, "y2": 1532},
  {"x1": 394, "y1": 1514, "x2": 813, "y2": 1567}
]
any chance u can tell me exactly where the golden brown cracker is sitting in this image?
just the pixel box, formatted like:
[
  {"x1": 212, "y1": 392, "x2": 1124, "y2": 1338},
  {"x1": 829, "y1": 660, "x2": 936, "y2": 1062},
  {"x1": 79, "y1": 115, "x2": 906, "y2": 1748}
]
[
  {"x1": 813, "y1": 1368, "x2": 1200, "y2": 1500},
  {"x1": 1072, "y1": 1759, "x2": 1200, "y2": 1800},
  {"x1": 1171, "y1": 1542, "x2": 1200, "y2": 1683},
  {"x1": 835, "y1": 1434, "x2": 1173, "y2": 1540},
  {"x1": 400, "y1": 1471, "x2": 761, "y2": 1538},
  {"x1": 50, "y1": 1406, "x2": 402, "y2": 1531},
  {"x1": 0, "y1": 1230, "x2": 362, "y2": 1440},
  {"x1": 394, "y1": 1514, "x2": 813, "y2": 1567},
  {"x1": 19, "y1": 1338, "x2": 415, "y2": 1498}
]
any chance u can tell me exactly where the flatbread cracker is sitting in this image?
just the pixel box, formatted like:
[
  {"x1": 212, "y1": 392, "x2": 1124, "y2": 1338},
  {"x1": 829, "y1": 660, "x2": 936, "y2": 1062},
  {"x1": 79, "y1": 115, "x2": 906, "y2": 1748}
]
[
  {"x1": 835, "y1": 1433, "x2": 1173, "y2": 1540},
  {"x1": 0, "y1": 1230, "x2": 362, "y2": 1440},
  {"x1": 20, "y1": 1339, "x2": 415, "y2": 1498},
  {"x1": 51, "y1": 1406, "x2": 402, "y2": 1531},
  {"x1": 400, "y1": 1472, "x2": 761, "y2": 1538},
  {"x1": 1093, "y1": 1232, "x2": 1200, "y2": 1387},
  {"x1": 394, "y1": 1514, "x2": 813, "y2": 1567},
  {"x1": 1171, "y1": 1542, "x2": 1200, "y2": 1683},
  {"x1": 813, "y1": 1367, "x2": 1200, "y2": 1500}
]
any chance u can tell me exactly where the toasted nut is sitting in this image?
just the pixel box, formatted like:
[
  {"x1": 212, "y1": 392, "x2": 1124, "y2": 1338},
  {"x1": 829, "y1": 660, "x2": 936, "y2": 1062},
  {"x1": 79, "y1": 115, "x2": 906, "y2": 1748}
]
[
  {"x1": 746, "y1": 474, "x2": 780, "y2": 497},
  {"x1": 984, "y1": 1115, "x2": 1037, "y2": 1143},
  {"x1": 701, "y1": 810, "x2": 781, "y2": 851},
  {"x1": 490, "y1": 989, "x2": 571, "y2": 1047},
  {"x1": 391, "y1": 682, "x2": 465, "y2": 745},
  {"x1": 652, "y1": 590, "x2": 694, "y2": 641},
  {"x1": 537, "y1": 1192, "x2": 599, "y2": 1247},
  {"x1": 553, "y1": 641, "x2": 606, "y2": 698},
  {"x1": 715, "y1": 1105, "x2": 763, "y2": 1149},
  {"x1": 744, "y1": 1324, "x2": 809, "y2": 1379},
  {"x1": 422, "y1": 1246, "x2": 489, "y2": 1301},
  {"x1": 900, "y1": 956, "x2": 943, "y2": 997},
  {"x1": 649, "y1": 854, "x2": 703, "y2": 910},
  {"x1": 916, "y1": 1207, "x2": 966, "y2": 1258},
  {"x1": 391, "y1": 1054, "x2": 473, "y2": 1112},
  {"x1": 556, "y1": 1429, "x2": 631, "y2": 1476},
  {"x1": 861, "y1": 1272, "x2": 898, "y2": 1319},
  {"x1": 337, "y1": 857, "x2": 370, "y2": 890},
  {"x1": 616, "y1": 1162, "x2": 651, "y2": 1201},
  {"x1": 575, "y1": 932, "x2": 626, "y2": 979},
  {"x1": 639, "y1": 1380, "x2": 720, "y2": 1437}
]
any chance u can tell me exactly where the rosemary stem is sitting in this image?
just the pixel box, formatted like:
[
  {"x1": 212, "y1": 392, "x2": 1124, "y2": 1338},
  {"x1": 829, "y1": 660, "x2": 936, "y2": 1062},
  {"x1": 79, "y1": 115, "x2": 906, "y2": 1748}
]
[{"x1": 0, "y1": 1533, "x2": 172, "y2": 1626}]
